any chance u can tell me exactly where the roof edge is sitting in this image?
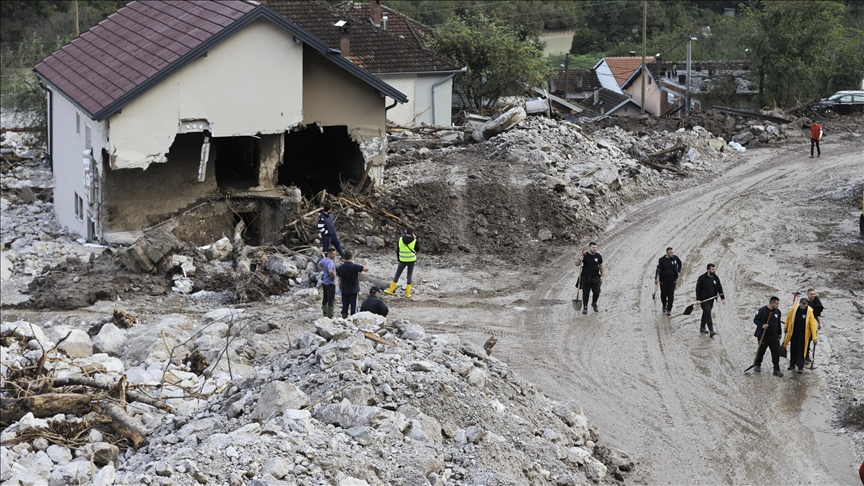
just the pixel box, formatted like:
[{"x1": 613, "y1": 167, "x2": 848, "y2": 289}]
[{"x1": 34, "y1": 71, "x2": 100, "y2": 121}]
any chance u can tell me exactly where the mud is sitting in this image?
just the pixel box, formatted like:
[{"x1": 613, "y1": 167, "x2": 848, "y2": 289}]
[{"x1": 384, "y1": 134, "x2": 864, "y2": 483}]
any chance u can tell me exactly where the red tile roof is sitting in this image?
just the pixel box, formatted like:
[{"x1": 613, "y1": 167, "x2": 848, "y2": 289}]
[
  {"x1": 35, "y1": 0, "x2": 407, "y2": 121},
  {"x1": 264, "y1": 0, "x2": 461, "y2": 74},
  {"x1": 603, "y1": 57, "x2": 655, "y2": 87},
  {"x1": 35, "y1": 1, "x2": 255, "y2": 119}
]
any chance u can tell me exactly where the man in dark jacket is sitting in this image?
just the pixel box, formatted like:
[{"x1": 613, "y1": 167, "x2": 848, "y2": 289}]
[
  {"x1": 360, "y1": 286, "x2": 389, "y2": 317},
  {"x1": 336, "y1": 250, "x2": 368, "y2": 318},
  {"x1": 695, "y1": 263, "x2": 725, "y2": 337},
  {"x1": 317, "y1": 202, "x2": 344, "y2": 258},
  {"x1": 655, "y1": 247, "x2": 682, "y2": 316},
  {"x1": 576, "y1": 242, "x2": 605, "y2": 314},
  {"x1": 752, "y1": 296, "x2": 784, "y2": 376}
]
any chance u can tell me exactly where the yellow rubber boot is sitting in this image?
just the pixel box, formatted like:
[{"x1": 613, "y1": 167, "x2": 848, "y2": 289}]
[
  {"x1": 405, "y1": 284, "x2": 412, "y2": 299},
  {"x1": 384, "y1": 281, "x2": 397, "y2": 295}
]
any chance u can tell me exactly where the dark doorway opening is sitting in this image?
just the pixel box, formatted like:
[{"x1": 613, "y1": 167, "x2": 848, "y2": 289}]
[
  {"x1": 213, "y1": 136, "x2": 260, "y2": 189},
  {"x1": 278, "y1": 125, "x2": 365, "y2": 198},
  {"x1": 233, "y1": 210, "x2": 262, "y2": 246}
]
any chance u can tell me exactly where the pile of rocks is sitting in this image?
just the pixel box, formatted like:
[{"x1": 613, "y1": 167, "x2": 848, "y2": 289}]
[
  {"x1": 2, "y1": 306, "x2": 634, "y2": 485},
  {"x1": 730, "y1": 117, "x2": 809, "y2": 146},
  {"x1": 0, "y1": 137, "x2": 101, "y2": 284}
]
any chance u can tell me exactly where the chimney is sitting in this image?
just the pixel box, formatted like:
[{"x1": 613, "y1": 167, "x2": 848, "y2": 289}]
[
  {"x1": 370, "y1": 0, "x2": 382, "y2": 27},
  {"x1": 335, "y1": 20, "x2": 349, "y2": 56},
  {"x1": 629, "y1": 50, "x2": 636, "y2": 57},
  {"x1": 382, "y1": 12, "x2": 388, "y2": 30},
  {"x1": 678, "y1": 74, "x2": 686, "y2": 84},
  {"x1": 593, "y1": 89, "x2": 600, "y2": 103}
]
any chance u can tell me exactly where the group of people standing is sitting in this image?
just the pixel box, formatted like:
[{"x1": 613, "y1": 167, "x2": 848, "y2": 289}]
[
  {"x1": 316, "y1": 202, "x2": 417, "y2": 319},
  {"x1": 575, "y1": 244, "x2": 824, "y2": 374}
]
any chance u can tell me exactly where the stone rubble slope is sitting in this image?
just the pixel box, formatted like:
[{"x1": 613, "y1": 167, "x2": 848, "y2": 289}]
[{"x1": 1, "y1": 305, "x2": 635, "y2": 485}]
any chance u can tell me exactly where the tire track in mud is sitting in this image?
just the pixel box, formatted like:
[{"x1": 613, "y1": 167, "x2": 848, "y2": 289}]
[{"x1": 499, "y1": 144, "x2": 861, "y2": 484}]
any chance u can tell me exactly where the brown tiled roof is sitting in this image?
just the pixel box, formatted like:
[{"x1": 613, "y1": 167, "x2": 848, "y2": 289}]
[
  {"x1": 336, "y1": 1, "x2": 435, "y2": 48},
  {"x1": 577, "y1": 88, "x2": 637, "y2": 117},
  {"x1": 603, "y1": 56, "x2": 655, "y2": 87},
  {"x1": 551, "y1": 68, "x2": 601, "y2": 96},
  {"x1": 264, "y1": 0, "x2": 461, "y2": 74},
  {"x1": 35, "y1": 1, "x2": 255, "y2": 120},
  {"x1": 34, "y1": 0, "x2": 407, "y2": 121}
]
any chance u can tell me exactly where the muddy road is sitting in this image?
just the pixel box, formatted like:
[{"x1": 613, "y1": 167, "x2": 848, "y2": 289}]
[{"x1": 395, "y1": 139, "x2": 863, "y2": 484}]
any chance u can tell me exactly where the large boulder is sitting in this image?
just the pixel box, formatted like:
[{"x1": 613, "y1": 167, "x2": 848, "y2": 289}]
[
  {"x1": 473, "y1": 107, "x2": 527, "y2": 142},
  {"x1": 53, "y1": 327, "x2": 93, "y2": 359},
  {"x1": 265, "y1": 254, "x2": 299, "y2": 277},
  {"x1": 250, "y1": 382, "x2": 310, "y2": 422},
  {"x1": 91, "y1": 323, "x2": 126, "y2": 356}
]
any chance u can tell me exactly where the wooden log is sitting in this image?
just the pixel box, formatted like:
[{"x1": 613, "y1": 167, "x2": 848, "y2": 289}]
[
  {"x1": 0, "y1": 393, "x2": 91, "y2": 425},
  {"x1": 92, "y1": 401, "x2": 148, "y2": 449},
  {"x1": 51, "y1": 376, "x2": 175, "y2": 412},
  {"x1": 363, "y1": 331, "x2": 397, "y2": 347}
]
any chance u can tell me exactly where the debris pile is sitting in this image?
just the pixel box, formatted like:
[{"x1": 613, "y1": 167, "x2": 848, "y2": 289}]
[
  {"x1": 1, "y1": 309, "x2": 635, "y2": 485},
  {"x1": 730, "y1": 117, "x2": 810, "y2": 147}
]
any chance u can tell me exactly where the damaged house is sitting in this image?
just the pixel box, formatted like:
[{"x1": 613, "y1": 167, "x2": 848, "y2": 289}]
[{"x1": 34, "y1": 0, "x2": 407, "y2": 246}]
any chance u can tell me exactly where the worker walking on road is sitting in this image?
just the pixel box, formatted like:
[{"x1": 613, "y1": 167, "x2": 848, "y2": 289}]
[
  {"x1": 576, "y1": 242, "x2": 605, "y2": 314},
  {"x1": 810, "y1": 121, "x2": 822, "y2": 158},
  {"x1": 752, "y1": 296, "x2": 784, "y2": 376},
  {"x1": 384, "y1": 227, "x2": 418, "y2": 299},
  {"x1": 317, "y1": 202, "x2": 345, "y2": 258},
  {"x1": 336, "y1": 250, "x2": 368, "y2": 319},
  {"x1": 695, "y1": 263, "x2": 725, "y2": 337},
  {"x1": 655, "y1": 247, "x2": 682, "y2": 316},
  {"x1": 783, "y1": 298, "x2": 818, "y2": 374}
]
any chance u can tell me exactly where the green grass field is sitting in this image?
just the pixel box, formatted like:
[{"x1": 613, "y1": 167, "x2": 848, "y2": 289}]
[{"x1": 539, "y1": 32, "x2": 573, "y2": 56}]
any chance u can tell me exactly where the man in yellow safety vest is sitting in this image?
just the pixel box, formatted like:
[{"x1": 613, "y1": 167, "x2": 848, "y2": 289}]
[{"x1": 384, "y1": 228, "x2": 418, "y2": 298}]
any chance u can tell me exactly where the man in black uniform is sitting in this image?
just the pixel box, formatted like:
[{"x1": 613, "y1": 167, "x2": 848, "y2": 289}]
[
  {"x1": 752, "y1": 296, "x2": 784, "y2": 376},
  {"x1": 695, "y1": 263, "x2": 725, "y2": 337},
  {"x1": 805, "y1": 288, "x2": 824, "y2": 363},
  {"x1": 360, "y1": 286, "x2": 389, "y2": 317},
  {"x1": 655, "y1": 247, "x2": 682, "y2": 316},
  {"x1": 576, "y1": 242, "x2": 605, "y2": 314}
]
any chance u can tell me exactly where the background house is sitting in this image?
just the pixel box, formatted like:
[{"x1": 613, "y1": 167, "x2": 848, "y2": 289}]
[
  {"x1": 654, "y1": 60, "x2": 755, "y2": 116},
  {"x1": 34, "y1": 0, "x2": 406, "y2": 244},
  {"x1": 593, "y1": 56, "x2": 654, "y2": 94},
  {"x1": 575, "y1": 88, "x2": 642, "y2": 121},
  {"x1": 620, "y1": 65, "x2": 661, "y2": 116},
  {"x1": 549, "y1": 68, "x2": 602, "y2": 102},
  {"x1": 267, "y1": 0, "x2": 464, "y2": 127}
]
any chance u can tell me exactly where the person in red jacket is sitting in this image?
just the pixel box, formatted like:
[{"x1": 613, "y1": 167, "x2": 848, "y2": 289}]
[{"x1": 810, "y1": 121, "x2": 822, "y2": 158}]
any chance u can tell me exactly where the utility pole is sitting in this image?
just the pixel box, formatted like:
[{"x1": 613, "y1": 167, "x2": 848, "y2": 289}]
[
  {"x1": 73, "y1": 0, "x2": 79, "y2": 37},
  {"x1": 563, "y1": 53, "x2": 570, "y2": 100},
  {"x1": 685, "y1": 35, "x2": 694, "y2": 116},
  {"x1": 641, "y1": 0, "x2": 647, "y2": 114}
]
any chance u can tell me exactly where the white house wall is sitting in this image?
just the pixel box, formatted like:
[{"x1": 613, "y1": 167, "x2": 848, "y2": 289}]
[
  {"x1": 380, "y1": 73, "x2": 454, "y2": 126},
  {"x1": 51, "y1": 90, "x2": 108, "y2": 238},
  {"x1": 107, "y1": 19, "x2": 304, "y2": 170},
  {"x1": 595, "y1": 61, "x2": 623, "y2": 94},
  {"x1": 379, "y1": 74, "x2": 417, "y2": 126},
  {"x1": 623, "y1": 71, "x2": 661, "y2": 115}
]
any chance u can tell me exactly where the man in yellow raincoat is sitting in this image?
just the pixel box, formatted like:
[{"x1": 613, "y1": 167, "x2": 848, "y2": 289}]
[{"x1": 783, "y1": 298, "x2": 818, "y2": 374}]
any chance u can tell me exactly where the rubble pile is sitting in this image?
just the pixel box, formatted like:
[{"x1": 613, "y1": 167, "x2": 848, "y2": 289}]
[
  {"x1": 376, "y1": 115, "x2": 739, "y2": 258},
  {"x1": 729, "y1": 116, "x2": 809, "y2": 147},
  {"x1": 1, "y1": 308, "x2": 634, "y2": 485},
  {"x1": 0, "y1": 138, "x2": 101, "y2": 286}
]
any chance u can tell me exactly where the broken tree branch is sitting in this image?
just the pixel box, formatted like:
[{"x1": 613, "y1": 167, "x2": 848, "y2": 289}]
[{"x1": 91, "y1": 400, "x2": 148, "y2": 449}]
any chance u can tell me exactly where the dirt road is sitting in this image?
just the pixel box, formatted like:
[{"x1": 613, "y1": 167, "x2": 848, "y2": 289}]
[{"x1": 395, "y1": 138, "x2": 862, "y2": 484}]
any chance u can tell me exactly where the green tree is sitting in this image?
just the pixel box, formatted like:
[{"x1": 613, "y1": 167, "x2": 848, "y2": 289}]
[
  {"x1": 744, "y1": 0, "x2": 864, "y2": 107},
  {"x1": 431, "y1": 14, "x2": 550, "y2": 111}
]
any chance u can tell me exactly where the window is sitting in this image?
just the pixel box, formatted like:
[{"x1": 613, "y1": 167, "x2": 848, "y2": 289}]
[
  {"x1": 85, "y1": 124, "x2": 92, "y2": 151},
  {"x1": 76, "y1": 112, "x2": 80, "y2": 136},
  {"x1": 74, "y1": 192, "x2": 84, "y2": 220}
]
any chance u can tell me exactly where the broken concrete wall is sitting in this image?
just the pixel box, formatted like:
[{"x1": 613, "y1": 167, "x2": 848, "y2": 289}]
[
  {"x1": 254, "y1": 133, "x2": 284, "y2": 191},
  {"x1": 106, "y1": 19, "x2": 304, "y2": 171},
  {"x1": 102, "y1": 133, "x2": 217, "y2": 233},
  {"x1": 301, "y1": 44, "x2": 387, "y2": 184}
]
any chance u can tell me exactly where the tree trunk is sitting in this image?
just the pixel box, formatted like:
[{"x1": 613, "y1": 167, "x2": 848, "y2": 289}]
[
  {"x1": 0, "y1": 394, "x2": 91, "y2": 425},
  {"x1": 91, "y1": 401, "x2": 148, "y2": 449}
]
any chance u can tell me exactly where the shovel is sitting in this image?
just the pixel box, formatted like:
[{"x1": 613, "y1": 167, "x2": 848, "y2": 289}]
[
  {"x1": 572, "y1": 274, "x2": 583, "y2": 312},
  {"x1": 682, "y1": 294, "x2": 719, "y2": 316},
  {"x1": 744, "y1": 329, "x2": 768, "y2": 373}
]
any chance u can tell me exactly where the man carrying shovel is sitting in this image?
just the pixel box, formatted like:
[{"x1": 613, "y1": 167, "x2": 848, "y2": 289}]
[
  {"x1": 575, "y1": 242, "x2": 605, "y2": 314},
  {"x1": 751, "y1": 296, "x2": 784, "y2": 376},
  {"x1": 695, "y1": 263, "x2": 725, "y2": 337},
  {"x1": 655, "y1": 247, "x2": 682, "y2": 316}
]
